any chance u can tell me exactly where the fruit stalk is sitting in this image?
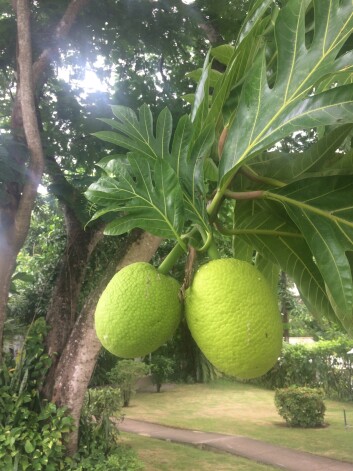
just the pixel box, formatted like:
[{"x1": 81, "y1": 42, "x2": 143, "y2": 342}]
[
  {"x1": 207, "y1": 240, "x2": 219, "y2": 260},
  {"x1": 157, "y1": 243, "x2": 185, "y2": 275}
]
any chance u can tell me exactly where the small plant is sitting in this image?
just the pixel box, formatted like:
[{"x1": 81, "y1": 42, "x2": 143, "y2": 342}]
[
  {"x1": 72, "y1": 386, "x2": 143, "y2": 470},
  {"x1": 150, "y1": 355, "x2": 175, "y2": 392},
  {"x1": 80, "y1": 386, "x2": 123, "y2": 453},
  {"x1": 0, "y1": 319, "x2": 75, "y2": 470},
  {"x1": 275, "y1": 386, "x2": 326, "y2": 428},
  {"x1": 108, "y1": 359, "x2": 149, "y2": 406}
]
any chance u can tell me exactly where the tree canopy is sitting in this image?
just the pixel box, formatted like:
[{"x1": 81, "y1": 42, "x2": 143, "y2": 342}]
[{"x1": 1, "y1": 0, "x2": 353, "y2": 461}]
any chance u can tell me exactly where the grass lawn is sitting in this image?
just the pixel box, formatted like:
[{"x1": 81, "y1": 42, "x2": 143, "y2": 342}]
[
  {"x1": 121, "y1": 432, "x2": 277, "y2": 470},
  {"x1": 123, "y1": 380, "x2": 353, "y2": 463}
]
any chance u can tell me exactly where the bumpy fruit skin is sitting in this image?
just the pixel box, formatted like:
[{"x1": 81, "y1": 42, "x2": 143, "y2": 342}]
[
  {"x1": 185, "y1": 258, "x2": 283, "y2": 379},
  {"x1": 95, "y1": 262, "x2": 181, "y2": 358}
]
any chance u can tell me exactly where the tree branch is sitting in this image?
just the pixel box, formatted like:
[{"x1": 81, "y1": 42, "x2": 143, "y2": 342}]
[
  {"x1": 52, "y1": 230, "x2": 162, "y2": 455},
  {"x1": 32, "y1": 0, "x2": 90, "y2": 84},
  {"x1": 14, "y1": 0, "x2": 44, "y2": 251}
]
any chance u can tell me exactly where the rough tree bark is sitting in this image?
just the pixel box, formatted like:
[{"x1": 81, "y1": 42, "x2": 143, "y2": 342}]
[
  {"x1": 0, "y1": 0, "x2": 45, "y2": 357},
  {"x1": 0, "y1": 0, "x2": 89, "y2": 358},
  {"x1": 42, "y1": 209, "x2": 104, "y2": 399},
  {"x1": 52, "y1": 230, "x2": 162, "y2": 455},
  {"x1": 41, "y1": 158, "x2": 104, "y2": 399}
]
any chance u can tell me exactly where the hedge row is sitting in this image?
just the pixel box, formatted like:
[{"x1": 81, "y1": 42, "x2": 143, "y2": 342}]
[{"x1": 255, "y1": 339, "x2": 353, "y2": 401}]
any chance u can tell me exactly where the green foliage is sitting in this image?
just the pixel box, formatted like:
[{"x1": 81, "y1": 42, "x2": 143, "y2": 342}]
[
  {"x1": 256, "y1": 339, "x2": 353, "y2": 400},
  {"x1": 0, "y1": 401, "x2": 74, "y2": 471},
  {"x1": 108, "y1": 360, "x2": 149, "y2": 407},
  {"x1": 71, "y1": 446, "x2": 143, "y2": 471},
  {"x1": 79, "y1": 387, "x2": 122, "y2": 456},
  {"x1": 69, "y1": 387, "x2": 143, "y2": 471},
  {"x1": 0, "y1": 319, "x2": 75, "y2": 471},
  {"x1": 149, "y1": 354, "x2": 176, "y2": 392},
  {"x1": 86, "y1": 0, "x2": 353, "y2": 338},
  {"x1": 86, "y1": 104, "x2": 213, "y2": 246},
  {"x1": 8, "y1": 193, "x2": 66, "y2": 324},
  {"x1": 275, "y1": 386, "x2": 326, "y2": 428}
]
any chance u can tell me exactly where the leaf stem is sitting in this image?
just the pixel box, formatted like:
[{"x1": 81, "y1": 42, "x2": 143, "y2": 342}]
[
  {"x1": 195, "y1": 226, "x2": 214, "y2": 253},
  {"x1": 241, "y1": 166, "x2": 286, "y2": 188},
  {"x1": 224, "y1": 189, "x2": 265, "y2": 200},
  {"x1": 207, "y1": 240, "x2": 220, "y2": 260},
  {"x1": 207, "y1": 188, "x2": 225, "y2": 220},
  {"x1": 157, "y1": 243, "x2": 186, "y2": 275},
  {"x1": 263, "y1": 191, "x2": 353, "y2": 230}
]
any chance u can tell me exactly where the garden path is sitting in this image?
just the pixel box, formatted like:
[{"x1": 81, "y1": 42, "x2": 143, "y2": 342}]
[{"x1": 119, "y1": 418, "x2": 353, "y2": 471}]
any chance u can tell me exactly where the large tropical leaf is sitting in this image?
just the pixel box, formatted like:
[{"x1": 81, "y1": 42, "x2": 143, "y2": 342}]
[
  {"x1": 228, "y1": 200, "x2": 342, "y2": 329},
  {"x1": 85, "y1": 154, "x2": 185, "y2": 242},
  {"x1": 170, "y1": 116, "x2": 214, "y2": 232},
  {"x1": 219, "y1": 0, "x2": 353, "y2": 187},
  {"x1": 265, "y1": 176, "x2": 353, "y2": 332},
  {"x1": 236, "y1": 0, "x2": 276, "y2": 45},
  {"x1": 248, "y1": 125, "x2": 353, "y2": 183},
  {"x1": 90, "y1": 105, "x2": 213, "y2": 241},
  {"x1": 93, "y1": 105, "x2": 173, "y2": 162}
]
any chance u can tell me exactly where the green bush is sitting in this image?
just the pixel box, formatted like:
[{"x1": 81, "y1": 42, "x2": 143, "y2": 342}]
[
  {"x1": 79, "y1": 386, "x2": 123, "y2": 457},
  {"x1": 108, "y1": 360, "x2": 149, "y2": 406},
  {"x1": 71, "y1": 386, "x2": 143, "y2": 470},
  {"x1": 87, "y1": 447, "x2": 143, "y2": 471},
  {"x1": 275, "y1": 386, "x2": 326, "y2": 428},
  {"x1": 0, "y1": 319, "x2": 142, "y2": 471},
  {"x1": 255, "y1": 339, "x2": 353, "y2": 400},
  {"x1": 149, "y1": 355, "x2": 175, "y2": 392},
  {"x1": 0, "y1": 319, "x2": 75, "y2": 471}
]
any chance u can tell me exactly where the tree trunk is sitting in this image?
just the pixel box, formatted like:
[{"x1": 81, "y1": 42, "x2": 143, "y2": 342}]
[
  {"x1": 0, "y1": 0, "x2": 89, "y2": 358},
  {"x1": 0, "y1": 0, "x2": 45, "y2": 358},
  {"x1": 51, "y1": 230, "x2": 162, "y2": 455},
  {"x1": 0, "y1": 246, "x2": 17, "y2": 346},
  {"x1": 42, "y1": 204, "x2": 104, "y2": 399}
]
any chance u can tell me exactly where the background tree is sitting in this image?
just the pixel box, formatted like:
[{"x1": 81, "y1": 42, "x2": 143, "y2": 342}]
[
  {"x1": 86, "y1": 1, "x2": 353, "y2": 351},
  {"x1": 1, "y1": 0, "x2": 249, "y2": 454},
  {"x1": 4, "y1": 0, "x2": 353, "y2": 460}
]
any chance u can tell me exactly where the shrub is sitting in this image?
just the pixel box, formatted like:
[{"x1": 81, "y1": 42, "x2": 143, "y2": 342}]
[
  {"x1": 72, "y1": 386, "x2": 143, "y2": 470},
  {"x1": 87, "y1": 447, "x2": 143, "y2": 471},
  {"x1": 108, "y1": 360, "x2": 149, "y2": 406},
  {"x1": 275, "y1": 386, "x2": 326, "y2": 428},
  {"x1": 79, "y1": 386, "x2": 123, "y2": 457},
  {"x1": 0, "y1": 319, "x2": 75, "y2": 471},
  {"x1": 254, "y1": 339, "x2": 353, "y2": 400},
  {"x1": 0, "y1": 319, "x2": 143, "y2": 470},
  {"x1": 149, "y1": 355, "x2": 175, "y2": 392}
]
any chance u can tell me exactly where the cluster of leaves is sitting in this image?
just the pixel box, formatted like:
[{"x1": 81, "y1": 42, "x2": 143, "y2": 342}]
[
  {"x1": 0, "y1": 319, "x2": 141, "y2": 470},
  {"x1": 255, "y1": 339, "x2": 353, "y2": 400},
  {"x1": 275, "y1": 386, "x2": 326, "y2": 428},
  {"x1": 86, "y1": 0, "x2": 353, "y2": 336},
  {"x1": 0, "y1": 319, "x2": 75, "y2": 470},
  {"x1": 71, "y1": 447, "x2": 143, "y2": 471},
  {"x1": 49, "y1": 385, "x2": 142, "y2": 470},
  {"x1": 7, "y1": 193, "x2": 66, "y2": 324}
]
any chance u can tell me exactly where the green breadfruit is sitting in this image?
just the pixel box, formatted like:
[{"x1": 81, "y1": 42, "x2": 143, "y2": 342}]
[
  {"x1": 185, "y1": 258, "x2": 283, "y2": 379},
  {"x1": 95, "y1": 262, "x2": 182, "y2": 358}
]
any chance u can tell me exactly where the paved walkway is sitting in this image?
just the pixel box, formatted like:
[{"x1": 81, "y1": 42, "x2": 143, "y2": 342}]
[{"x1": 119, "y1": 418, "x2": 353, "y2": 471}]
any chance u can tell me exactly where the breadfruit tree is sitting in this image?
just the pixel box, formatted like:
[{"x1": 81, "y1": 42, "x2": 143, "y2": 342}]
[{"x1": 87, "y1": 0, "x2": 353, "y2": 352}]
